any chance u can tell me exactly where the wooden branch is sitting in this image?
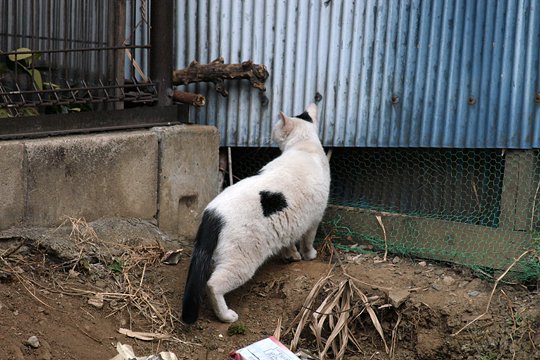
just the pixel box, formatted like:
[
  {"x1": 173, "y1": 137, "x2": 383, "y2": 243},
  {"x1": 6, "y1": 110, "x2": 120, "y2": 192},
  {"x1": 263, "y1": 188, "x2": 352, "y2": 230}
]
[
  {"x1": 172, "y1": 57, "x2": 269, "y2": 97},
  {"x1": 171, "y1": 90, "x2": 206, "y2": 107}
]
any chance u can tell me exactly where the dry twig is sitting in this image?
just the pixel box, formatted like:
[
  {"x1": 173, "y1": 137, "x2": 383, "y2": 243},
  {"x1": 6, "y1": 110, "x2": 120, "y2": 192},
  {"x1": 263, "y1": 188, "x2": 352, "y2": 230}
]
[
  {"x1": 451, "y1": 250, "x2": 532, "y2": 336},
  {"x1": 375, "y1": 215, "x2": 388, "y2": 262}
]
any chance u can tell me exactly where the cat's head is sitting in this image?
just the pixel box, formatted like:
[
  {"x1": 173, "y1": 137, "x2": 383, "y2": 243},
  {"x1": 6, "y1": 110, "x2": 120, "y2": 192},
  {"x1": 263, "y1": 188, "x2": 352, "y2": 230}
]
[{"x1": 272, "y1": 103, "x2": 319, "y2": 150}]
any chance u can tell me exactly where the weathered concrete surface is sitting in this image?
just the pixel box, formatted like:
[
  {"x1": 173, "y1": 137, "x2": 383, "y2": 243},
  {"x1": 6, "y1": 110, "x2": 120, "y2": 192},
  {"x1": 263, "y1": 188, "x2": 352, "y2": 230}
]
[
  {"x1": 24, "y1": 131, "x2": 158, "y2": 226},
  {"x1": 0, "y1": 217, "x2": 174, "y2": 264},
  {"x1": 0, "y1": 142, "x2": 25, "y2": 230},
  {"x1": 154, "y1": 125, "x2": 219, "y2": 238}
]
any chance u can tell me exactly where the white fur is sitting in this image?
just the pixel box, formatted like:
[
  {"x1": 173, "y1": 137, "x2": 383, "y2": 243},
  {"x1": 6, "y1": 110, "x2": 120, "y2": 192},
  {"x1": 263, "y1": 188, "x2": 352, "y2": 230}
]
[{"x1": 204, "y1": 104, "x2": 330, "y2": 323}]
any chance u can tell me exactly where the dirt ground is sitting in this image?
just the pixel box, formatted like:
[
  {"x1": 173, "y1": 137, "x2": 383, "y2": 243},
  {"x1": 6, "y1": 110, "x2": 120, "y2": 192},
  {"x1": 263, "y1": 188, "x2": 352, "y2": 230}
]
[{"x1": 0, "y1": 219, "x2": 539, "y2": 360}]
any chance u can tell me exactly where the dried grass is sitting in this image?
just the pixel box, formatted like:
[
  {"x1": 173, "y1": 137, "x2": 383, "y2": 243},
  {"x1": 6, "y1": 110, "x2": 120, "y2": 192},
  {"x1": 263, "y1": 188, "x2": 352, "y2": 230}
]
[
  {"x1": 286, "y1": 270, "x2": 392, "y2": 360},
  {"x1": 1, "y1": 216, "x2": 180, "y2": 338},
  {"x1": 451, "y1": 249, "x2": 533, "y2": 337},
  {"x1": 284, "y1": 221, "x2": 402, "y2": 359}
]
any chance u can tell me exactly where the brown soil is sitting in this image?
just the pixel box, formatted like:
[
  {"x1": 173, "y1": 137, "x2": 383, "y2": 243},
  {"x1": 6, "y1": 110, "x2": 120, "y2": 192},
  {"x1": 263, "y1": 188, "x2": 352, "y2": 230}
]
[{"x1": 0, "y1": 224, "x2": 539, "y2": 360}]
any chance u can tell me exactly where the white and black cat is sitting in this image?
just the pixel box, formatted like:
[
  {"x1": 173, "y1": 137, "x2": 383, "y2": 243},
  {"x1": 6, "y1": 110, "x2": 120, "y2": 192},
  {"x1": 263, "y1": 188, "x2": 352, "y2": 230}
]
[{"x1": 182, "y1": 103, "x2": 330, "y2": 323}]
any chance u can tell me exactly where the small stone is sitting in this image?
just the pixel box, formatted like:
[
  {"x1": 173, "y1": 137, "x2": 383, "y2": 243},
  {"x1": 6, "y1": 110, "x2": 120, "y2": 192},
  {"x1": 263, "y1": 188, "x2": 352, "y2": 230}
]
[
  {"x1": 217, "y1": 348, "x2": 225, "y2": 353},
  {"x1": 392, "y1": 256, "x2": 401, "y2": 264},
  {"x1": 467, "y1": 290, "x2": 480, "y2": 298},
  {"x1": 388, "y1": 289, "x2": 410, "y2": 308},
  {"x1": 442, "y1": 276, "x2": 455, "y2": 286},
  {"x1": 418, "y1": 261, "x2": 427, "y2": 267},
  {"x1": 95, "y1": 280, "x2": 107, "y2": 289},
  {"x1": 87, "y1": 293, "x2": 104, "y2": 309},
  {"x1": 467, "y1": 278, "x2": 483, "y2": 289},
  {"x1": 431, "y1": 283, "x2": 443, "y2": 291},
  {"x1": 26, "y1": 336, "x2": 40, "y2": 348},
  {"x1": 414, "y1": 269, "x2": 423, "y2": 275},
  {"x1": 434, "y1": 269, "x2": 444, "y2": 276}
]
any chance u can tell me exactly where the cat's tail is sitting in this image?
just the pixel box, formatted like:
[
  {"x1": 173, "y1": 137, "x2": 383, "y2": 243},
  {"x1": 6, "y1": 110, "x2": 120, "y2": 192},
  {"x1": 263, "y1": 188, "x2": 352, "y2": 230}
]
[{"x1": 182, "y1": 208, "x2": 224, "y2": 324}]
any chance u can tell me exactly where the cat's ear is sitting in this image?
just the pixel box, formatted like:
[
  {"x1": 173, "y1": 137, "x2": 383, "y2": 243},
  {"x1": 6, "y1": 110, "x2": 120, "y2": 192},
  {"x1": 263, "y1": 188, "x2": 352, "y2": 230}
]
[
  {"x1": 279, "y1": 111, "x2": 287, "y2": 124},
  {"x1": 279, "y1": 112, "x2": 294, "y2": 133},
  {"x1": 305, "y1": 103, "x2": 318, "y2": 126}
]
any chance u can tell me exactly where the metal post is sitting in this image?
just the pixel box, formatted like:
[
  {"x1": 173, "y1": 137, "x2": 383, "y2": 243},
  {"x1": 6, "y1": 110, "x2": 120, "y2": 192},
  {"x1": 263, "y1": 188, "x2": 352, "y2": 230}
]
[{"x1": 150, "y1": 0, "x2": 173, "y2": 107}]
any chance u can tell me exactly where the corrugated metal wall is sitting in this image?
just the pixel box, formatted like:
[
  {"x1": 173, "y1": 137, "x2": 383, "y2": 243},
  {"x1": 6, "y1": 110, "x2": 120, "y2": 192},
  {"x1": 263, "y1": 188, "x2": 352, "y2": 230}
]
[{"x1": 176, "y1": 0, "x2": 540, "y2": 148}]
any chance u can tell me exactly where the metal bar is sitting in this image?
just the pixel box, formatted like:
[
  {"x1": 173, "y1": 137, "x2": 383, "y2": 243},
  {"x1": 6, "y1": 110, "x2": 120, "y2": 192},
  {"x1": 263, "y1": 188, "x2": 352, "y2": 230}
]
[
  {"x1": 0, "y1": 82, "x2": 157, "y2": 95},
  {"x1": 2, "y1": 45, "x2": 152, "y2": 56},
  {"x1": 0, "y1": 106, "x2": 188, "y2": 140},
  {"x1": 150, "y1": 0, "x2": 173, "y2": 106}
]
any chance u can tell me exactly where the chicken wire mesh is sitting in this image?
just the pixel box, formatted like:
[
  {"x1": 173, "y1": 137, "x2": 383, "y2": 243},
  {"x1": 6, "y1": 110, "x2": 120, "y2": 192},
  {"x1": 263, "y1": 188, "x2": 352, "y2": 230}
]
[{"x1": 225, "y1": 147, "x2": 540, "y2": 282}]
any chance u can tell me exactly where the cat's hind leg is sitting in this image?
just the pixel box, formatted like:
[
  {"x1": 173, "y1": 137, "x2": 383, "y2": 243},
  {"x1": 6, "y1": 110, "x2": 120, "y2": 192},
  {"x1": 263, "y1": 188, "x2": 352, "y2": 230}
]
[
  {"x1": 206, "y1": 265, "x2": 250, "y2": 323},
  {"x1": 300, "y1": 224, "x2": 319, "y2": 260}
]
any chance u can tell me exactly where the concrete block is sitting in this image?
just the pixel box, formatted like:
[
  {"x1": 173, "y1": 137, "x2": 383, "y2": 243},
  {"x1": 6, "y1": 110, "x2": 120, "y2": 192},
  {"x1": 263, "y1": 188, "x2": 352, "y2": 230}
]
[
  {"x1": 0, "y1": 142, "x2": 25, "y2": 230},
  {"x1": 154, "y1": 125, "x2": 219, "y2": 239},
  {"x1": 25, "y1": 131, "x2": 158, "y2": 226}
]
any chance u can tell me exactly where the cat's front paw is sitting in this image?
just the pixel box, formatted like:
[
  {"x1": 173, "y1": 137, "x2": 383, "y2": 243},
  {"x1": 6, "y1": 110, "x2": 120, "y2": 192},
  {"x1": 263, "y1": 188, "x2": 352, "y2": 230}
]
[
  {"x1": 218, "y1": 309, "x2": 239, "y2": 323},
  {"x1": 302, "y1": 248, "x2": 317, "y2": 261}
]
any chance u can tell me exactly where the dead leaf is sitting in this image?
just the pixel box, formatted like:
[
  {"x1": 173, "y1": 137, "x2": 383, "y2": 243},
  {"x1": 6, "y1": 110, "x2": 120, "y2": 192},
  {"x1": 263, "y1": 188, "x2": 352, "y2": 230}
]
[{"x1": 161, "y1": 249, "x2": 183, "y2": 265}]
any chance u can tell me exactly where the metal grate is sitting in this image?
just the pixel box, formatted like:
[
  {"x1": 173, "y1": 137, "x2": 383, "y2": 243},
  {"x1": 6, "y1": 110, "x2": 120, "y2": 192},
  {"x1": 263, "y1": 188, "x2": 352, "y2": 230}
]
[{"x1": 0, "y1": 0, "x2": 157, "y2": 116}]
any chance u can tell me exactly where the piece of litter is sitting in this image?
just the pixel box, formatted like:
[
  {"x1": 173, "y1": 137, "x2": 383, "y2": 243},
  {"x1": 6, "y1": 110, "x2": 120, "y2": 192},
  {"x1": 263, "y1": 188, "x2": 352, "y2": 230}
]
[
  {"x1": 118, "y1": 328, "x2": 172, "y2": 341},
  {"x1": 231, "y1": 336, "x2": 300, "y2": 360},
  {"x1": 294, "y1": 348, "x2": 316, "y2": 359},
  {"x1": 109, "y1": 342, "x2": 178, "y2": 360},
  {"x1": 161, "y1": 249, "x2": 183, "y2": 265}
]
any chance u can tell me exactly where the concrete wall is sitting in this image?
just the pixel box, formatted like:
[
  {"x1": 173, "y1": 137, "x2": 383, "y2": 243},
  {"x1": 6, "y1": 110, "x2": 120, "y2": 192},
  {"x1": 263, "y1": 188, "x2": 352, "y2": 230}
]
[{"x1": 0, "y1": 125, "x2": 219, "y2": 239}]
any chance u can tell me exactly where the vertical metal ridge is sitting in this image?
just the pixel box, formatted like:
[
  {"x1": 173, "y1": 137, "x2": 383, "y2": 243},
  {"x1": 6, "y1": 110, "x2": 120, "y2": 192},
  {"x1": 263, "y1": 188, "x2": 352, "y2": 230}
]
[{"x1": 344, "y1": 0, "x2": 363, "y2": 147}]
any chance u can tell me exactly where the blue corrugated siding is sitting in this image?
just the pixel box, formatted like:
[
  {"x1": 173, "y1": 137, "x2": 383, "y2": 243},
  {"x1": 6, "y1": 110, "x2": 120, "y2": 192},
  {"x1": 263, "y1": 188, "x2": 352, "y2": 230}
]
[{"x1": 175, "y1": 0, "x2": 540, "y2": 148}]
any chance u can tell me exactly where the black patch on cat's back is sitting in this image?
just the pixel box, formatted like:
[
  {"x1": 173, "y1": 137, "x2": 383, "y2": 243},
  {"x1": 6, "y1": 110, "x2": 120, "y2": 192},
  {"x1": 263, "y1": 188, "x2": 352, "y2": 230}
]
[
  {"x1": 295, "y1": 111, "x2": 313, "y2": 123},
  {"x1": 259, "y1": 190, "x2": 288, "y2": 217}
]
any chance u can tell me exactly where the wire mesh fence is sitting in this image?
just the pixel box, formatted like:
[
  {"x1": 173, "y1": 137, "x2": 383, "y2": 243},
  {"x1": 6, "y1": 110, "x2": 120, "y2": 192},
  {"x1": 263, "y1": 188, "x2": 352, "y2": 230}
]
[
  {"x1": 226, "y1": 147, "x2": 540, "y2": 281},
  {"x1": 0, "y1": 0, "x2": 156, "y2": 117}
]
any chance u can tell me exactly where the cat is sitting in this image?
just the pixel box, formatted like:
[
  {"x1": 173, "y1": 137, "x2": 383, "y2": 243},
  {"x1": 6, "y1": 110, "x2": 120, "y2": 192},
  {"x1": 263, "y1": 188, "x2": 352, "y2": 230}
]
[{"x1": 181, "y1": 103, "x2": 330, "y2": 324}]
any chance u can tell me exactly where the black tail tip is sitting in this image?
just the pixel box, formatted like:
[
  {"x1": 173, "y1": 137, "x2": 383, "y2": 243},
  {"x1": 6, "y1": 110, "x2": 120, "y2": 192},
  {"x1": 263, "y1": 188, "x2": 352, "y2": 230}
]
[
  {"x1": 181, "y1": 299, "x2": 199, "y2": 324},
  {"x1": 181, "y1": 311, "x2": 198, "y2": 324}
]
